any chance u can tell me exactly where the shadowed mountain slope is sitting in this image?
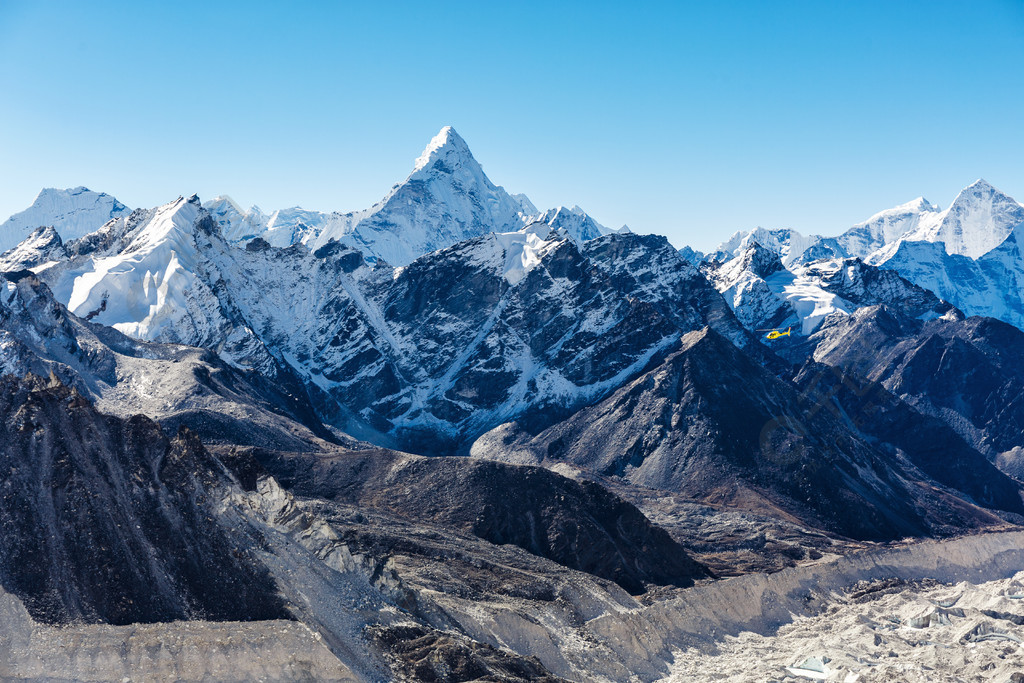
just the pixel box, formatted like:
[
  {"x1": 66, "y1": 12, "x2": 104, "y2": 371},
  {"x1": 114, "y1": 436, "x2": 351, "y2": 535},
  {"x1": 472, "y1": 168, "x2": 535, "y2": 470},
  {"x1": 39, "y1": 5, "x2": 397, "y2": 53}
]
[
  {"x1": 472, "y1": 327, "x2": 1017, "y2": 541},
  {"x1": 224, "y1": 445, "x2": 710, "y2": 594},
  {"x1": 0, "y1": 375, "x2": 287, "y2": 625}
]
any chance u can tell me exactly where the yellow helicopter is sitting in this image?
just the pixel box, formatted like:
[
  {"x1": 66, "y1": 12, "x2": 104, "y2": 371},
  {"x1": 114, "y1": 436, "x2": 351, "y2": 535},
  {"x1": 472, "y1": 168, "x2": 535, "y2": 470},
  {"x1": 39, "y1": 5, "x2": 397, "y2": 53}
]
[{"x1": 757, "y1": 326, "x2": 792, "y2": 341}]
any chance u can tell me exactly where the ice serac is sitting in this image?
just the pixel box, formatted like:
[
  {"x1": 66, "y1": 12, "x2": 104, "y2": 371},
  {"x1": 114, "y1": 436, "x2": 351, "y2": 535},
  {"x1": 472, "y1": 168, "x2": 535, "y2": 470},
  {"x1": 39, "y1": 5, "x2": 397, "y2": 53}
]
[
  {"x1": 202, "y1": 195, "x2": 270, "y2": 242},
  {"x1": 35, "y1": 195, "x2": 278, "y2": 375},
  {"x1": 704, "y1": 242, "x2": 792, "y2": 332},
  {"x1": 0, "y1": 187, "x2": 131, "y2": 253}
]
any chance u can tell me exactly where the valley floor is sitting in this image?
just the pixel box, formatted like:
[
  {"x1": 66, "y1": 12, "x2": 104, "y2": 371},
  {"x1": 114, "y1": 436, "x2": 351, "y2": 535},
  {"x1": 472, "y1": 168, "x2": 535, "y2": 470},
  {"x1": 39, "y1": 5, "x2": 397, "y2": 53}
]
[{"x1": 2, "y1": 526, "x2": 1023, "y2": 681}]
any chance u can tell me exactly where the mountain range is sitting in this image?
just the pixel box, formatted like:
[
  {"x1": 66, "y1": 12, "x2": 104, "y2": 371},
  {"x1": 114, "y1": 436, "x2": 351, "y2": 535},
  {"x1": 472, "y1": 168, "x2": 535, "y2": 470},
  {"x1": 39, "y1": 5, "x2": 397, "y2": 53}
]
[
  {"x1": 1, "y1": 127, "x2": 1024, "y2": 680},
  {"x1": 704, "y1": 178, "x2": 1024, "y2": 332}
]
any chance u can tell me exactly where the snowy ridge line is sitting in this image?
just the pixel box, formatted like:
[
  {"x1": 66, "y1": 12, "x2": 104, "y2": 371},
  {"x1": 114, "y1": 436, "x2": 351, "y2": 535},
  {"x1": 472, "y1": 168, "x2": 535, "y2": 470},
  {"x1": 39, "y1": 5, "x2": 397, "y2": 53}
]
[{"x1": 580, "y1": 530, "x2": 1024, "y2": 681}]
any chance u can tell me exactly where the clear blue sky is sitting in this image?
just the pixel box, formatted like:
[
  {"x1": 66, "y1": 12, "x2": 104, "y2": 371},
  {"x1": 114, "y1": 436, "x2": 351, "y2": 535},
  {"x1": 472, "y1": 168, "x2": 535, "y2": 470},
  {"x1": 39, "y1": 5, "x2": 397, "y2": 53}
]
[{"x1": 1, "y1": 0, "x2": 1022, "y2": 252}]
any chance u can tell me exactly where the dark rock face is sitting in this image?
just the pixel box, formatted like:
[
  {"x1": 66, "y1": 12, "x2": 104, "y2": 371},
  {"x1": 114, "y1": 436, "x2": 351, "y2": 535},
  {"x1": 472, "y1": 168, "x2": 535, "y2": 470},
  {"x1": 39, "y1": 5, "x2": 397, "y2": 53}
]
[
  {"x1": 0, "y1": 375, "x2": 287, "y2": 625},
  {"x1": 793, "y1": 361, "x2": 1024, "y2": 515},
  {"x1": 23, "y1": 197, "x2": 767, "y2": 455},
  {"x1": 475, "y1": 327, "x2": 1013, "y2": 541},
  {"x1": 369, "y1": 623, "x2": 567, "y2": 683},
  {"x1": 810, "y1": 306, "x2": 1024, "y2": 458},
  {"x1": 233, "y1": 446, "x2": 709, "y2": 594},
  {"x1": 733, "y1": 241, "x2": 784, "y2": 280},
  {"x1": 247, "y1": 230, "x2": 765, "y2": 454},
  {"x1": 581, "y1": 233, "x2": 758, "y2": 350}
]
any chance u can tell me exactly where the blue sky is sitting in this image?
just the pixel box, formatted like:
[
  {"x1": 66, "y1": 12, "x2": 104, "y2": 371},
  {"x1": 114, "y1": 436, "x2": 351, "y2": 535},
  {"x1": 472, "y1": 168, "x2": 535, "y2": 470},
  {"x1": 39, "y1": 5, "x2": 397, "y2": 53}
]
[{"x1": 1, "y1": 0, "x2": 1022, "y2": 252}]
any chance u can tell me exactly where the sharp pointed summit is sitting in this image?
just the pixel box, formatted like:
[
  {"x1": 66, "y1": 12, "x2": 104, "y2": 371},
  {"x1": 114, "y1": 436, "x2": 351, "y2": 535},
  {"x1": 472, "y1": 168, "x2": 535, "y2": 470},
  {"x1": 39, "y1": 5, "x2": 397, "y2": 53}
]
[
  {"x1": 192, "y1": 127, "x2": 619, "y2": 266},
  {"x1": 207, "y1": 125, "x2": 540, "y2": 266},
  {"x1": 412, "y1": 125, "x2": 473, "y2": 173},
  {"x1": 898, "y1": 179, "x2": 1024, "y2": 258}
]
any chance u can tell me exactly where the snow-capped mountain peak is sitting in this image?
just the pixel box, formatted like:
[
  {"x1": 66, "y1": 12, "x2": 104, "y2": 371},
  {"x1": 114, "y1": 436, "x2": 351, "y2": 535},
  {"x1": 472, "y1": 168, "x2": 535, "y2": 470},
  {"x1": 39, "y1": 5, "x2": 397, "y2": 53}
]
[
  {"x1": 526, "y1": 205, "x2": 608, "y2": 242},
  {"x1": 837, "y1": 195, "x2": 941, "y2": 259},
  {"x1": 712, "y1": 227, "x2": 823, "y2": 266},
  {"x1": 196, "y1": 128, "x2": 616, "y2": 267},
  {"x1": 125, "y1": 195, "x2": 205, "y2": 253},
  {"x1": 891, "y1": 179, "x2": 1024, "y2": 259},
  {"x1": 0, "y1": 186, "x2": 131, "y2": 253},
  {"x1": 867, "y1": 196, "x2": 940, "y2": 220},
  {"x1": 31, "y1": 195, "x2": 232, "y2": 346},
  {"x1": 293, "y1": 126, "x2": 534, "y2": 264},
  {"x1": 412, "y1": 125, "x2": 472, "y2": 173}
]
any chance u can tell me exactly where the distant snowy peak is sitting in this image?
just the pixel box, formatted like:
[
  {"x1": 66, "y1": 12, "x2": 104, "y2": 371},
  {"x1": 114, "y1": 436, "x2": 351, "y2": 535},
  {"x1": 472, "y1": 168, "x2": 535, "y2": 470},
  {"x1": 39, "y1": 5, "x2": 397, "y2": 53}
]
[
  {"x1": 864, "y1": 196, "x2": 940, "y2": 223},
  {"x1": 870, "y1": 230, "x2": 1024, "y2": 330},
  {"x1": 396, "y1": 125, "x2": 505, "y2": 198},
  {"x1": 838, "y1": 196, "x2": 940, "y2": 259},
  {"x1": 0, "y1": 187, "x2": 131, "y2": 253},
  {"x1": 897, "y1": 179, "x2": 1024, "y2": 259},
  {"x1": 710, "y1": 181, "x2": 1023, "y2": 272},
  {"x1": 711, "y1": 241, "x2": 783, "y2": 285},
  {"x1": 202, "y1": 128, "x2": 526, "y2": 264},
  {"x1": 526, "y1": 206, "x2": 608, "y2": 242},
  {"x1": 677, "y1": 246, "x2": 705, "y2": 265},
  {"x1": 199, "y1": 128, "x2": 625, "y2": 266},
  {"x1": 712, "y1": 227, "x2": 823, "y2": 267},
  {"x1": 708, "y1": 238, "x2": 950, "y2": 336},
  {"x1": 202, "y1": 196, "x2": 269, "y2": 243}
]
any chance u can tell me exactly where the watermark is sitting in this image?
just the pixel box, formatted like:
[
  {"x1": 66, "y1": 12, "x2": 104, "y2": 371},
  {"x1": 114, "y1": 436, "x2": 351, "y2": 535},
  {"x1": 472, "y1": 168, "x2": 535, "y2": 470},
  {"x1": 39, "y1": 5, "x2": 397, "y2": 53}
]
[{"x1": 760, "y1": 338, "x2": 884, "y2": 465}]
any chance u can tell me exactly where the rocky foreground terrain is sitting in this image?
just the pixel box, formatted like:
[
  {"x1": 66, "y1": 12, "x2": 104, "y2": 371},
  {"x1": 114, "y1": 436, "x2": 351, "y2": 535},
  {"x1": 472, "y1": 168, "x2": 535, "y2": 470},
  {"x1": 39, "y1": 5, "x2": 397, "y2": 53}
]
[{"x1": 0, "y1": 525, "x2": 1022, "y2": 681}]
